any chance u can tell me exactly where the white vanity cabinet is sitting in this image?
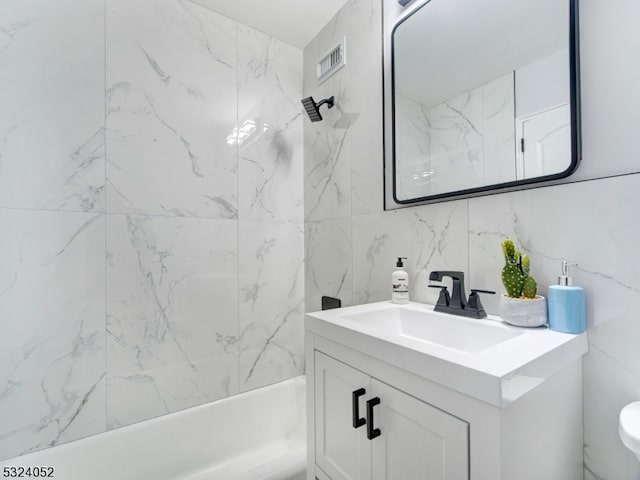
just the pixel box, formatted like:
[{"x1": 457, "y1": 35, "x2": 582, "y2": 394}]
[
  {"x1": 305, "y1": 302, "x2": 588, "y2": 480},
  {"x1": 314, "y1": 351, "x2": 468, "y2": 480}
]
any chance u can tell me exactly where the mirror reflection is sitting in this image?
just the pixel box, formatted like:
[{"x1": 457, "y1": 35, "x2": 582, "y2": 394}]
[{"x1": 392, "y1": 0, "x2": 577, "y2": 203}]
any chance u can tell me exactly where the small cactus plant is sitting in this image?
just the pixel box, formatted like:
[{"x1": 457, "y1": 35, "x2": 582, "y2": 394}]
[{"x1": 501, "y1": 239, "x2": 537, "y2": 299}]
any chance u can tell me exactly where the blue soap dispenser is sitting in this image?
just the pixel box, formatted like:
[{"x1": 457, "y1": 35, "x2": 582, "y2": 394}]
[{"x1": 547, "y1": 261, "x2": 585, "y2": 334}]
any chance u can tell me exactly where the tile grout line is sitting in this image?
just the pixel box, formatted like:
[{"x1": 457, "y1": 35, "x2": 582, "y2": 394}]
[
  {"x1": 103, "y1": 0, "x2": 108, "y2": 431},
  {"x1": 235, "y1": 22, "x2": 241, "y2": 396}
]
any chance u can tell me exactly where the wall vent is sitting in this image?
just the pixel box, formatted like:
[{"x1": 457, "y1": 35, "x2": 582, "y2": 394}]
[{"x1": 317, "y1": 38, "x2": 346, "y2": 84}]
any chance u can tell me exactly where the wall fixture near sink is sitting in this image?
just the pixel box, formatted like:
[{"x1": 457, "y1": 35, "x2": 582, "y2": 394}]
[{"x1": 383, "y1": 0, "x2": 581, "y2": 207}]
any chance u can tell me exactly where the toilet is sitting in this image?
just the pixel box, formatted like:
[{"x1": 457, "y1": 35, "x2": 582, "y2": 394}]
[{"x1": 619, "y1": 401, "x2": 640, "y2": 461}]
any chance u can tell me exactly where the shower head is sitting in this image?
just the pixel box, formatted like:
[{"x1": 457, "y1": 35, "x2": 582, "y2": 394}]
[{"x1": 301, "y1": 96, "x2": 335, "y2": 122}]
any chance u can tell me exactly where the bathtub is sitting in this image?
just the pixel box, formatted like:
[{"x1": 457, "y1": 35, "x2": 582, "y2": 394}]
[{"x1": 0, "y1": 377, "x2": 306, "y2": 480}]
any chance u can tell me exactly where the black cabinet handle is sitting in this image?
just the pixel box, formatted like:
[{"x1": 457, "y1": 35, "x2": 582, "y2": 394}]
[
  {"x1": 366, "y1": 397, "x2": 381, "y2": 440},
  {"x1": 352, "y1": 388, "x2": 366, "y2": 428}
]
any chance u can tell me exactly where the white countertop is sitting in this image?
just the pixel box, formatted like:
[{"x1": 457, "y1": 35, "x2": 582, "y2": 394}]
[{"x1": 305, "y1": 301, "x2": 588, "y2": 407}]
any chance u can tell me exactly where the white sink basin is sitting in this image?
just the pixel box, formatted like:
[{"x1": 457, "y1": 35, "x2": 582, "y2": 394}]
[
  {"x1": 305, "y1": 301, "x2": 588, "y2": 406},
  {"x1": 341, "y1": 306, "x2": 522, "y2": 353}
]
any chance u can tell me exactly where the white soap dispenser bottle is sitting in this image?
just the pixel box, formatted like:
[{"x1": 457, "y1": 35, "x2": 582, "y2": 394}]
[{"x1": 391, "y1": 257, "x2": 409, "y2": 304}]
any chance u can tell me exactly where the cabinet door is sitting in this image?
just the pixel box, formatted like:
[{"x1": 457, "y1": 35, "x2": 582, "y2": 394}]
[
  {"x1": 371, "y1": 379, "x2": 469, "y2": 480},
  {"x1": 315, "y1": 352, "x2": 372, "y2": 480}
]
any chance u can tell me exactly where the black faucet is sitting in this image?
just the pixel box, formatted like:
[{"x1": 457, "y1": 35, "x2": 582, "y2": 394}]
[
  {"x1": 428, "y1": 270, "x2": 495, "y2": 319},
  {"x1": 429, "y1": 271, "x2": 467, "y2": 308}
]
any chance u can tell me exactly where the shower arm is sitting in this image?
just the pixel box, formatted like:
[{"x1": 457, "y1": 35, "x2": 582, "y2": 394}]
[{"x1": 316, "y1": 97, "x2": 335, "y2": 110}]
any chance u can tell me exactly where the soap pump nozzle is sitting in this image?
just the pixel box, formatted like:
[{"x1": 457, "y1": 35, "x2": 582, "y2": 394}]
[
  {"x1": 558, "y1": 260, "x2": 576, "y2": 286},
  {"x1": 396, "y1": 257, "x2": 407, "y2": 268}
]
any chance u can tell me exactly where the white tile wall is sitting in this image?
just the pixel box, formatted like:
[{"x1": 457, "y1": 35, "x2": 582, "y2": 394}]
[
  {"x1": 0, "y1": 0, "x2": 105, "y2": 212},
  {"x1": 106, "y1": 0, "x2": 238, "y2": 219},
  {"x1": 303, "y1": 0, "x2": 383, "y2": 223},
  {"x1": 572, "y1": 0, "x2": 640, "y2": 183},
  {"x1": 0, "y1": 209, "x2": 106, "y2": 457},
  {"x1": 238, "y1": 221, "x2": 305, "y2": 391},
  {"x1": 106, "y1": 214, "x2": 239, "y2": 427},
  {"x1": 237, "y1": 26, "x2": 304, "y2": 223},
  {"x1": 305, "y1": 217, "x2": 353, "y2": 313},
  {"x1": 0, "y1": 0, "x2": 303, "y2": 461},
  {"x1": 351, "y1": 201, "x2": 468, "y2": 305}
]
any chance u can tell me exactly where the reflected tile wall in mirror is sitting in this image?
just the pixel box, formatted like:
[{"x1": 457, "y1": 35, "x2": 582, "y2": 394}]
[
  {"x1": 396, "y1": 72, "x2": 516, "y2": 198},
  {"x1": 390, "y1": 0, "x2": 575, "y2": 204}
]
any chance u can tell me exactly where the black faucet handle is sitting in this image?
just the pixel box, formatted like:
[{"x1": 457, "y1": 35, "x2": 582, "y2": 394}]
[
  {"x1": 428, "y1": 285, "x2": 450, "y2": 307},
  {"x1": 470, "y1": 289, "x2": 496, "y2": 295},
  {"x1": 466, "y1": 289, "x2": 495, "y2": 319}
]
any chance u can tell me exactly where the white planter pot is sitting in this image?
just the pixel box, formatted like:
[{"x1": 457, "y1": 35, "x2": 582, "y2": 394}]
[{"x1": 499, "y1": 294, "x2": 547, "y2": 328}]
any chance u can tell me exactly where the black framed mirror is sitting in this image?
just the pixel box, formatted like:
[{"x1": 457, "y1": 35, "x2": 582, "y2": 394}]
[{"x1": 387, "y1": 0, "x2": 580, "y2": 205}]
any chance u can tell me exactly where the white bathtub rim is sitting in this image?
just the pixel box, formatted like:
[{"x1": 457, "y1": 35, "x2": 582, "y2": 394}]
[{"x1": 0, "y1": 376, "x2": 306, "y2": 480}]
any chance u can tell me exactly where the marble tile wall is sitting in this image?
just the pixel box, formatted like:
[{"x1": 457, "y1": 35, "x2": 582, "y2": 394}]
[
  {"x1": 394, "y1": 95, "x2": 432, "y2": 200},
  {"x1": 0, "y1": 0, "x2": 105, "y2": 212},
  {"x1": 395, "y1": 73, "x2": 515, "y2": 200},
  {"x1": 0, "y1": 0, "x2": 303, "y2": 461},
  {"x1": 106, "y1": 0, "x2": 238, "y2": 220},
  {"x1": 429, "y1": 85, "x2": 485, "y2": 193},
  {"x1": 238, "y1": 221, "x2": 304, "y2": 392},
  {"x1": 304, "y1": 0, "x2": 640, "y2": 479},
  {"x1": 0, "y1": 210, "x2": 106, "y2": 459},
  {"x1": 0, "y1": 0, "x2": 107, "y2": 461},
  {"x1": 303, "y1": 0, "x2": 383, "y2": 224},
  {"x1": 105, "y1": 215, "x2": 239, "y2": 428},
  {"x1": 480, "y1": 73, "x2": 517, "y2": 186}
]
